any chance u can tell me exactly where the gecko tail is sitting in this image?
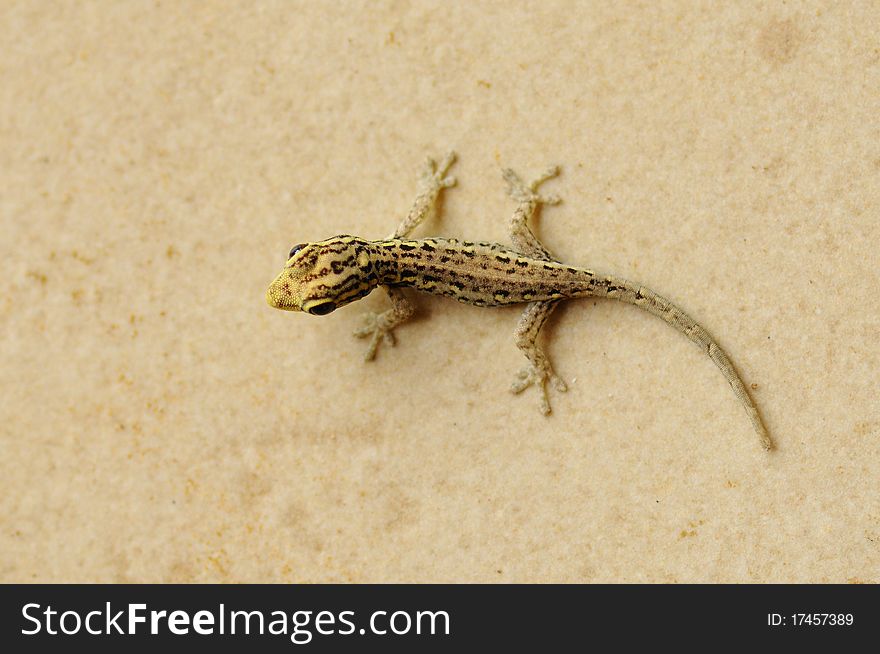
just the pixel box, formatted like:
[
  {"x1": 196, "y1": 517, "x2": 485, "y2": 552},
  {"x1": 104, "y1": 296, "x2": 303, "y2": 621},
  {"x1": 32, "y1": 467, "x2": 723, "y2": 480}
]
[{"x1": 597, "y1": 276, "x2": 773, "y2": 451}]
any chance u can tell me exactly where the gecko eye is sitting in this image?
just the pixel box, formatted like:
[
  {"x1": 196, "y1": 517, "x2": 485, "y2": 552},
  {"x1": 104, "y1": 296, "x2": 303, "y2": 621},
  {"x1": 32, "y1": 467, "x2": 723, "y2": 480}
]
[
  {"x1": 288, "y1": 244, "x2": 306, "y2": 259},
  {"x1": 307, "y1": 302, "x2": 337, "y2": 316}
]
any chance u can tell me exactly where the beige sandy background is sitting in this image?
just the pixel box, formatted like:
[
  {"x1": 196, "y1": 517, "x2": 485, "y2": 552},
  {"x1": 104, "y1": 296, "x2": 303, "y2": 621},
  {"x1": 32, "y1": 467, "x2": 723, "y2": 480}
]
[{"x1": 2, "y1": 1, "x2": 878, "y2": 583}]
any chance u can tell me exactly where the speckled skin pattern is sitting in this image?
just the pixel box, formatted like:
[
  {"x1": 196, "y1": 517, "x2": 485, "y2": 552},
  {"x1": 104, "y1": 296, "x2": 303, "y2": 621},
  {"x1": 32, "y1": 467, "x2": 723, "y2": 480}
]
[{"x1": 267, "y1": 153, "x2": 771, "y2": 451}]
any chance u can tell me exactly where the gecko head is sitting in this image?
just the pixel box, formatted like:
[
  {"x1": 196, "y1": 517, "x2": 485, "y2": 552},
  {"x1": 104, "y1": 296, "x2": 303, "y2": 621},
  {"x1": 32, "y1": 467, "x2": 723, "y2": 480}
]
[{"x1": 266, "y1": 235, "x2": 379, "y2": 314}]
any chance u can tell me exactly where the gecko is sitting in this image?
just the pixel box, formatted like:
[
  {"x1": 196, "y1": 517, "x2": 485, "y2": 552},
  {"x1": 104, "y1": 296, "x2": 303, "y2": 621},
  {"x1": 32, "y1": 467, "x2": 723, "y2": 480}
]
[{"x1": 266, "y1": 152, "x2": 772, "y2": 451}]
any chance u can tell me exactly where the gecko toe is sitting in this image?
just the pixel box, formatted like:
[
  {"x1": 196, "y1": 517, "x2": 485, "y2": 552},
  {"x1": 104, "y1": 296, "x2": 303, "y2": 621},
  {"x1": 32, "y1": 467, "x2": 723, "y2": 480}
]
[
  {"x1": 437, "y1": 151, "x2": 457, "y2": 175},
  {"x1": 539, "y1": 391, "x2": 552, "y2": 415},
  {"x1": 362, "y1": 338, "x2": 379, "y2": 361},
  {"x1": 510, "y1": 364, "x2": 564, "y2": 414}
]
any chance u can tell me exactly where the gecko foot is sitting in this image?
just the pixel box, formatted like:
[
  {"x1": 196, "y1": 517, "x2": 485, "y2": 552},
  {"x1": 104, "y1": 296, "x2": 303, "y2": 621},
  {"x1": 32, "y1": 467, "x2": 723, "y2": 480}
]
[
  {"x1": 502, "y1": 165, "x2": 561, "y2": 206},
  {"x1": 353, "y1": 311, "x2": 396, "y2": 361},
  {"x1": 510, "y1": 364, "x2": 568, "y2": 415},
  {"x1": 419, "y1": 151, "x2": 457, "y2": 193}
]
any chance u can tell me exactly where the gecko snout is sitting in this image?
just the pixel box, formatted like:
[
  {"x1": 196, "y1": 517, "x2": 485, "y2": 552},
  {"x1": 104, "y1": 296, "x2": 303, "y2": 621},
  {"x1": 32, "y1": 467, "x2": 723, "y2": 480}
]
[{"x1": 266, "y1": 272, "x2": 302, "y2": 311}]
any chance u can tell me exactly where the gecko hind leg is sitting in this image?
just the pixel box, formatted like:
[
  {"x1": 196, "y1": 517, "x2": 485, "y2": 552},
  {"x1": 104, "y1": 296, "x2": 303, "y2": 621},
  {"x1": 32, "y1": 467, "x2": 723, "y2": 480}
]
[
  {"x1": 511, "y1": 299, "x2": 568, "y2": 415},
  {"x1": 503, "y1": 165, "x2": 567, "y2": 413},
  {"x1": 503, "y1": 165, "x2": 561, "y2": 261}
]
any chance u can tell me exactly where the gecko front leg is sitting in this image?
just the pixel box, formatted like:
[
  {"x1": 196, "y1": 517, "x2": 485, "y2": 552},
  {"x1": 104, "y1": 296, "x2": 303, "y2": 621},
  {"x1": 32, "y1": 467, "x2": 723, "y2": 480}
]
[
  {"x1": 353, "y1": 286, "x2": 414, "y2": 361},
  {"x1": 389, "y1": 151, "x2": 457, "y2": 239},
  {"x1": 353, "y1": 151, "x2": 456, "y2": 359},
  {"x1": 503, "y1": 165, "x2": 568, "y2": 414}
]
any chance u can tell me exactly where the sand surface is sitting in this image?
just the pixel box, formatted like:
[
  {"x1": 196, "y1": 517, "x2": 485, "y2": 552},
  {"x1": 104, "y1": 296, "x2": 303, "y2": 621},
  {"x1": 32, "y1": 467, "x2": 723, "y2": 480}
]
[{"x1": 2, "y1": 1, "x2": 878, "y2": 582}]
